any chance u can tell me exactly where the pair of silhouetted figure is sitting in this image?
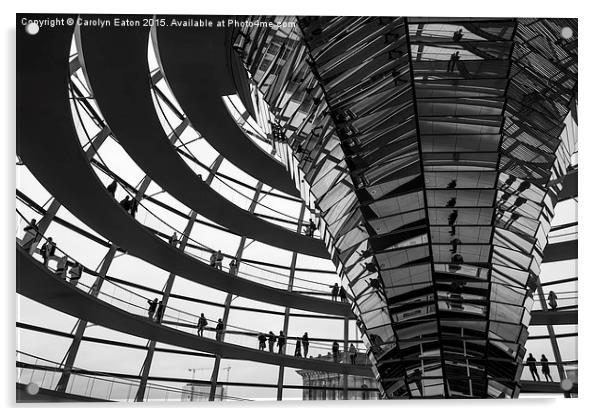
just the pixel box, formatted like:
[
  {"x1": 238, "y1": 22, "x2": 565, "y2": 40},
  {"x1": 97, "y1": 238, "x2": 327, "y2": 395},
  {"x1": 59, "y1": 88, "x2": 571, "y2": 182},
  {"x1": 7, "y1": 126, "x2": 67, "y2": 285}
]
[
  {"x1": 338, "y1": 286, "x2": 347, "y2": 302},
  {"x1": 447, "y1": 51, "x2": 460, "y2": 72},
  {"x1": 330, "y1": 283, "x2": 347, "y2": 302},
  {"x1": 147, "y1": 298, "x2": 165, "y2": 322},
  {"x1": 452, "y1": 28, "x2": 463, "y2": 42},
  {"x1": 118, "y1": 195, "x2": 139, "y2": 218},
  {"x1": 210, "y1": 250, "x2": 224, "y2": 270},
  {"x1": 526, "y1": 353, "x2": 553, "y2": 382},
  {"x1": 108, "y1": 180, "x2": 139, "y2": 218}
]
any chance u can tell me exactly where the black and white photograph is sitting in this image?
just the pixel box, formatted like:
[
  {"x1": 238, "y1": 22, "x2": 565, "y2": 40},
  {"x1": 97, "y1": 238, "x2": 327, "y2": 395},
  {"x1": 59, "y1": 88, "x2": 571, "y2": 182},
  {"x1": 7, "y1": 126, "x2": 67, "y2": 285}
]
[{"x1": 8, "y1": 1, "x2": 586, "y2": 410}]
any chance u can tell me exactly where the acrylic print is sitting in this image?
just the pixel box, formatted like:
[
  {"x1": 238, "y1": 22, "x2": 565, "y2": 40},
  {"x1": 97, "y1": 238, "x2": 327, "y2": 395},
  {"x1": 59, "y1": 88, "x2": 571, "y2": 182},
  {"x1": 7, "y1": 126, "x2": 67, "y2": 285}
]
[{"x1": 16, "y1": 14, "x2": 577, "y2": 402}]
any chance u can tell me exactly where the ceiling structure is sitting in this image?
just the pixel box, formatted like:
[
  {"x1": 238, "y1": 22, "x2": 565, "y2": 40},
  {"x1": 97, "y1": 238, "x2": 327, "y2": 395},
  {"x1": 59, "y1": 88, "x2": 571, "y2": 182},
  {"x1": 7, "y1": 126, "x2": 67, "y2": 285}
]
[
  {"x1": 234, "y1": 16, "x2": 577, "y2": 398},
  {"x1": 15, "y1": 14, "x2": 577, "y2": 401}
]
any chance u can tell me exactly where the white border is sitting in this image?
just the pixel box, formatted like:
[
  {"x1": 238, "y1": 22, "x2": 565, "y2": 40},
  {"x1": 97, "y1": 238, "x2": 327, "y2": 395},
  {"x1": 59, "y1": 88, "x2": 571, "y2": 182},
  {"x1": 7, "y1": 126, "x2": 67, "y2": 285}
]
[{"x1": 2, "y1": 1, "x2": 597, "y2": 415}]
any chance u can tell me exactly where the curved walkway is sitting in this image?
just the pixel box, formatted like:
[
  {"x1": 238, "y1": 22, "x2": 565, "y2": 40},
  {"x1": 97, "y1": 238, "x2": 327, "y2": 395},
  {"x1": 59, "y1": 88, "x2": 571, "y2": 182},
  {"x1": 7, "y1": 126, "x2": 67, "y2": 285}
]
[
  {"x1": 520, "y1": 380, "x2": 577, "y2": 394},
  {"x1": 542, "y1": 239, "x2": 577, "y2": 263},
  {"x1": 16, "y1": 247, "x2": 371, "y2": 377},
  {"x1": 17, "y1": 383, "x2": 109, "y2": 403},
  {"x1": 77, "y1": 20, "x2": 328, "y2": 259},
  {"x1": 530, "y1": 309, "x2": 577, "y2": 326},
  {"x1": 15, "y1": 23, "x2": 349, "y2": 317},
  {"x1": 152, "y1": 15, "x2": 298, "y2": 196}
]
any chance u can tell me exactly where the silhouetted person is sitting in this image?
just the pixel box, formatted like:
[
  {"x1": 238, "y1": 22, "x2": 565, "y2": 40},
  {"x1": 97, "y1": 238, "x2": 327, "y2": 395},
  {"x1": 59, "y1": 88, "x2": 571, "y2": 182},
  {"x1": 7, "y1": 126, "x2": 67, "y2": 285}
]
[
  {"x1": 517, "y1": 180, "x2": 531, "y2": 193},
  {"x1": 302, "y1": 332, "x2": 309, "y2": 358},
  {"x1": 450, "y1": 280, "x2": 465, "y2": 294},
  {"x1": 365, "y1": 261, "x2": 378, "y2": 273},
  {"x1": 147, "y1": 298, "x2": 158, "y2": 319},
  {"x1": 22, "y1": 219, "x2": 39, "y2": 250},
  {"x1": 541, "y1": 355, "x2": 552, "y2": 382},
  {"x1": 169, "y1": 232, "x2": 178, "y2": 246},
  {"x1": 349, "y1": 343, "x2": 357, "y2": 365},
  {"x1": 446, "y1": 197, "x2": 457, "y2": 208},
  {"x1": 526, "y1": 353, "x2": 540, "y2": 381},
  {"x1": 197, "y1": 313, "x2": 208, "y2": 337},
  {"x1": 69, "y1": 262, "x2": 83, "y2": 286},
  {"x1": 332, "y1": 341, "x2": 339, "y2": 363},
  {"x1": 209, "y1": 251, "x2": 217, "y2": 268},
  {"x1": 268, "y1": 331, "x2": 277, "y2": 353},
  {"x1": 331, "y1": 283, "x2": 339, "y2": 301},
  {"x1": 506, "y1": 212, "x2": 521, "y2": 228},
  {"x1": 548, "y1": 291, "x2": 558, "y2": 311},
  {"x1": 360, "y1": 249, "x2": 372, "y2": 258},
  {"x1": 258, "y1": 333, "x2": 267, "y2": 351},
  {"x1": 130, "y1": 199, "x2": 139, "y2": 218},
  {"x1": 501, "y1": 176, "x2": 516, "y2": 191},
  {"x1": 451, "y1": 253, "x2": 464, "y2": 265},
  {"x1": 106, "y1": 180, "x2": 117, "y2": 197},
  {"x1": 294, "y1": 338, "x2": 302, "y2": 357},
  {"x1": 40, "y1": 237, "x2": 56, "y2": 267},
  {"x1": 508, "y1": 196, "x2": 527, "y2": 213},
  {"x1": 215, "y1": 250, "x2": 224, "y2": 271},
  {"x1": 339, "y1": 285, "x2": 347, "y2": 302},
  {"x1": 447, "y1": 51, "x2": 460, "y2": 72},
  {"x1": 119, "y1": 195, "x2": 132, "y2": 212},
  {"x1": 448, "y1": 210, "x2": 458, "y2": 235},
  {"x1": 369, "y1": 278, "x2": 382, "y2": 291},
  {"x1": 229, "y1": 258, "x2": 238, "y2": 275},
  {"x1": 277, "y1": 331, "x2": 286, "y2": 354},
  {"x1": 308, "y1": 219, "x2": 317, "y2": 237},
  {"x1": 452, "y1": 28, "x2": 464, "y2": 42},
  {"x1": 450, "y1": 253, "x2": 464, "y2": 272},
  {"x1": 215, "y1": 319, "x2": 224, "y2": 341},
  {"x1": 450, "y1": 238, "x2": 461, "y2": 254},
  {"x1": 55, "y1": 255, "x2": 68, "y2": 279},
  {"x1": 499, "y1": 192, "x2": 512, "y2": 204},
  {"x1": 155, "y1": 301, "x2": 165, "y2": 322},
  {"x1": 446, "y1": 179, "x2": 457, "y2": 189}
]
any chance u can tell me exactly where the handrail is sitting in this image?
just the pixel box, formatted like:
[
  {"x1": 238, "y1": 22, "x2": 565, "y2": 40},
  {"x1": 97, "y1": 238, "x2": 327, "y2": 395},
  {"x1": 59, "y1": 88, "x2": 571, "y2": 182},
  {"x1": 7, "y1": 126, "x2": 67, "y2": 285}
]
[
  {"x1": 17, "y1": 187, "x2": 337, "y2": 275},
  {"x1": 17, "y1": 247, "x2": 373, "y2": 375},
  {"x1": 16, "y1": 351, "x2": 249, "y2": 401},
  {"x1": 16, "y1": 206, "x2": 335, "y2": 296},
  {"x1": 17, "y1": 245, "x2": 371, "y2": 364}
]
